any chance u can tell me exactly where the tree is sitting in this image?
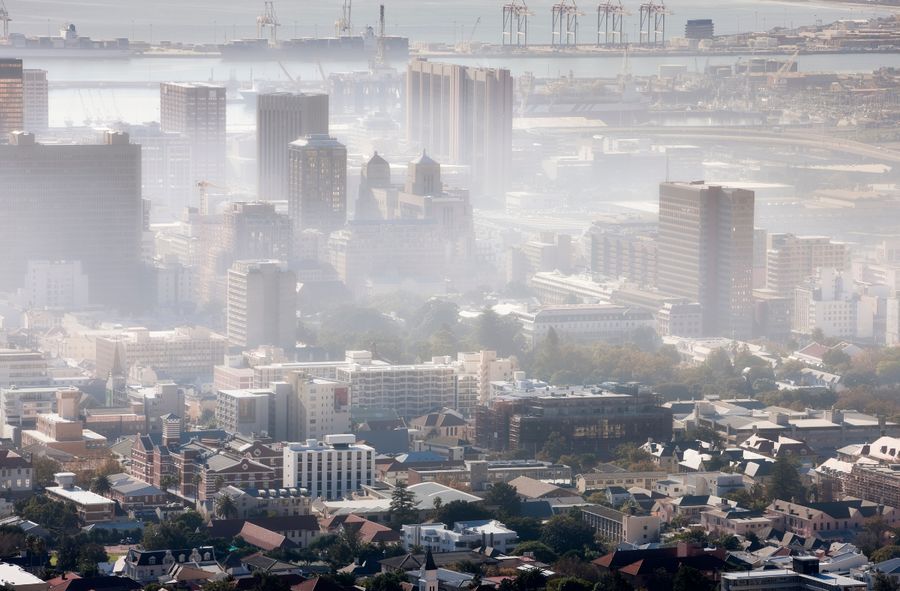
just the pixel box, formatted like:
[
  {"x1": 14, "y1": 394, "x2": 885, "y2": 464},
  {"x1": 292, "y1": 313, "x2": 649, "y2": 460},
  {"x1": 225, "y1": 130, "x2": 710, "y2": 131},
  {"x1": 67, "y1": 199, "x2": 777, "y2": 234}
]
[
  {"x1": 540, "y1": 515, "x2": 595, "y2": 556},
  {"x1": 483, "y1": 482, "x2": 521, "y2": 518},
  {"x1": 77, "y1": 542, "x2": 109, "y2": 576},
  {"x1": 249, "y1": 571, "x2": 290, "y2": 591},
  {"x1": 514, "y1": 568, "x2": 546, "y2": 591},
  {"x1": 871, "y1": 545, "x2": 900, "y2": 563},
  {"x1": 872, "y1": 572, "x2": 900, "y2": 591},
  {"x1": 504, "y1": 517, "x2": 542, "y2": 542},
  {"x1": 539, "y1": 432, "x2": 568, "y2": 463},
  {"x1": 367, "y1": 572, "x2": 405, "y2": 591},
  {"x1": 672, "y1": 565, "x2": 715, "y2": 591},
  {"x1": 436, "y1": 500, "x2": 491, "y2": 525},
  {"x1": 513, "y1": 541, "x2": 558, "y2": 564},
  {"x1": 389, "y1": 482, "x2": 417, "y2": 529},
  {"x1": 216, "y1": 494, "x2": 239, "y2": 519},
  {"x1": 90, "y1": 474, "x2": 111, "y2": 495},
  {"x1": 766, "y1": 456, "x2": 806, "y2": 503},
  {"x1": 593, "y1": 572, "x2": 633, "y2": 591},
  {"x1": 32, "y1": 456, "x2": 61, "y2": 488},
  {"x1": 200, "y1": 581, "x2": 235, "y2": 591}
]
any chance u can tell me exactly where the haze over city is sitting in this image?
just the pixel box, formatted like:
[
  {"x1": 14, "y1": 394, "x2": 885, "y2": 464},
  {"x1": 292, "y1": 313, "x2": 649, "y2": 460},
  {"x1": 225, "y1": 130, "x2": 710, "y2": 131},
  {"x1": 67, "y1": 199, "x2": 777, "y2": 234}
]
[{"x1": 1, "y1": 1, "x2": 900, "y2": 591}]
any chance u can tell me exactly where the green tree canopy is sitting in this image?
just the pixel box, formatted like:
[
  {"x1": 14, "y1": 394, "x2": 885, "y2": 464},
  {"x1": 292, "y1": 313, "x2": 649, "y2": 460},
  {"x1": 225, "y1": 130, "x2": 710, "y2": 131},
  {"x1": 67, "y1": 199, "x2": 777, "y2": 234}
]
[
  {"x1": 483, "y1": 482, "x2": 521, "y2": 518},
  {"x1": 540, "y1": 515, "x2": 596, "y2": 556}
]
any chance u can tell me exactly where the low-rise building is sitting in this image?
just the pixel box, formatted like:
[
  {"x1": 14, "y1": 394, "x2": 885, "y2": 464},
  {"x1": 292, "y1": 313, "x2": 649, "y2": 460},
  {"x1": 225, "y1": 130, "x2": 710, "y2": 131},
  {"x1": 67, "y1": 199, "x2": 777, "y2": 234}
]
[
  {"x1": 0, "y1": 450, "x2": 32, "y2": 493},
  {"x1": 45, "y1": 472, "x2": 115, "y2": 524},
  {"x1": 282, "y1": 435, "x2": 375, "y2": 500},
  {"x1": 402, "y1": 520, "x2": 517, "y2": 554},
  {"x1": 700, "y1": 508, "x2": 774, "y2": 537},
  {"x1": 581, "y1": 505, "x2": 661, "y2": 545},
  {"x1": 767, "y1": 498, "x2": 899, "y2": 539},
  {"x1": 576, "y1": 465, "x2": 667, "y2": 494},
  {"x1": 122, "y1": 547, "x2": 218, "y2": 584},
  {"x1": 0, "y1": 562, "x2": 49, "y2": 591},
  {"x1": 107, "y1": 473, "x2": 167, "y2": 510},
  {"x1": 721, "y1": 557, "x2": 865, "y2": 591}
]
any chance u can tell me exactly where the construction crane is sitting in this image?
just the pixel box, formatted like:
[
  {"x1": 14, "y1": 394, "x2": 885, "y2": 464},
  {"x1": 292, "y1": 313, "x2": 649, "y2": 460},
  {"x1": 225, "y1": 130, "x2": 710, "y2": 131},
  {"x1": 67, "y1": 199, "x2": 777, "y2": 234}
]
[
  {"x1": 277, "y1": 60, "x2": 296, "y2": 82},
  {"x1": 335, "y1": 0, "x2": 352, "y2": 36},
  {"x1": 257, "y1": 1, "x2": 280, "y2": 44},
  {"x1": 0, "y1": 1, "x2": 10, "y2": 40},
  {"x1": 502, "y1": 0, "x2": 532, "y2": 47},
  {"x1": 468, "y1": 17, "x2": 481, "y2": 43},
  {"x1": 196, "y1": 180, "x2": 232, "y2": 215},
  {"x1": 770, "y1": 49, "x2": 800, "y2": 87}
]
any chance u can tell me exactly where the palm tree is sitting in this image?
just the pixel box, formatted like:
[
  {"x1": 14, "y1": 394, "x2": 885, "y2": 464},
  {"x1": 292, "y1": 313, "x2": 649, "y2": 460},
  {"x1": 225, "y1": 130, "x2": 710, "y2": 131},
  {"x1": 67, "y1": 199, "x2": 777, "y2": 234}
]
[
  {"x1": 215, "y1": 494, "x2": 238, "y2": 519},
  {"x1": 90, "y1": 474, "x2": 111, "y2": 495}
]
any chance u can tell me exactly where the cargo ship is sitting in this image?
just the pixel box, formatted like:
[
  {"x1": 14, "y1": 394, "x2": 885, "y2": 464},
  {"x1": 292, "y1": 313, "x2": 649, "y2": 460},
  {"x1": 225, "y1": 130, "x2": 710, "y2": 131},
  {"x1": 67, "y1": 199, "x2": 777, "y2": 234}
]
[
  {"x1": 220, "y1": 27, "x2": 409, "y2": 62},
  {"x1": 0, "y1": 24, "x2": 133, "y2": 59}
]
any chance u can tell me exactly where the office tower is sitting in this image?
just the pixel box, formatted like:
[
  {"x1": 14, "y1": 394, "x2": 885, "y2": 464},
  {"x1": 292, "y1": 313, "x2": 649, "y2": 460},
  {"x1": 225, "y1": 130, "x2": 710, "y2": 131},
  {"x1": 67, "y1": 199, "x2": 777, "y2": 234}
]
[
  {"x1": 355, "y1": 152, "x2": 391, "y2": 218},
  {"x1": 226, "y1": 260, "x2": 297, "y2": 350},
  {"x1": 406, "y1": 59, "x2": 513, "y2": 196},
  {"x1": 657, "y1": 182, "x2": 755, "y2": 338},
  {"x1": 766, "y1": 233, "x2": 850, "y2": 296},
  {"x1": 22, "y1": 69, "x2": 48, "y2": 132},
  {"x1": 287, "y1": 135, "x2": 347, "y2": 234},
  {"x1": 116, "y1": 122, "x2": 192, "y2": 217},
  {"x1": 160, "y1": 82, "x2": 226, "y2": 185},
  {"x1": 0, "y1": 59, "x2": 23, "y2": 137},
  {"x1": 257, "y1": 92, "x2": 329, "y2": 200},
  {"x1": 0, "y1": 131, "x2": 142, "y2": 308},
  {"x1": 282, "y1": 435, "x2": 375, "y2": 500},
  {"x1": 284, "y1": 371, "x2": 350, "y2": 441}
]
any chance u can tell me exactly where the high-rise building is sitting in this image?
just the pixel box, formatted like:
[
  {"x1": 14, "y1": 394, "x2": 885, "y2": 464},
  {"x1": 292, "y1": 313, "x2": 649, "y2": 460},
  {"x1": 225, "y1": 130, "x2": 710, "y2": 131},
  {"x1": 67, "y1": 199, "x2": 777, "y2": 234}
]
[
  {"x1": 282, "y1": 434, "x2": 375, "y2": 500},
  {"x1": 657, "y1": 182, "x2": 755, "y2": 338},
  {"x1": 284, "y1": 371, "x2": 351, "y2": 441},
  {"x1": 22, "y1": 69, "x2": 48, "y2": 132},
  {"x1": 406, "y1": 59, "x2": 513, "y2": 196},
  {"x1": 0, "y1": 131, "x2": 142, "y2": 308},
  {"x1": 160, "y1": 83, "x2": 226, "y2": 185},
  {"x1": 0, "y1": 59, "x2": 23, "y2": 138},
  {"x1": 766, "y1": 233, "x2": 850, "y2": 296},
  {"x1": 226, "y1": 260, "x2": 297, "y2": 350},
  {"x1": 288, "y1": 135, "x2": 347, "y2": 235},
  {"x1": 257, "y1": 92, "x2": 329, "y2": 201}
]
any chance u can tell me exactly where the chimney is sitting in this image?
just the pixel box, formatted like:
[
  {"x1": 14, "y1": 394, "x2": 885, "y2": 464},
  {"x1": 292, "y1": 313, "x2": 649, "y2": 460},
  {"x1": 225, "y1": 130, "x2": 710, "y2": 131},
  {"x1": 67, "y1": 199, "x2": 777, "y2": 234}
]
[{"x1": 490, "y1": 532, "x2": 494, "y2": 547}]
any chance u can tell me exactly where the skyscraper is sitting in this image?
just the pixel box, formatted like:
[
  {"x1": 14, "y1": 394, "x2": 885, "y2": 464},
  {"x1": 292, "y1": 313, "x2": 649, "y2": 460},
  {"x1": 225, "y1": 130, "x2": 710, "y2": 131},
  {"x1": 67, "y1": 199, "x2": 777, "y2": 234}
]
[
  {"x1": 406, "y1": 59, "x2": 513, "y2": 196},
  {"x1": 287, "y1": 135, "x2": 347, "y2": 234},
  {"x1": 657, "y1": 181, "x2": 755, "y2": 338},
  {"x1": 22, "y1": 69, "x2": 48, "y2": 132},
  {"x1": 226, "y1": 260, "x2": 297, "y2": 350},
  {"x1": 160, "y1": 82, "x2": 226, "y2": 185},
  {"x1": 257, "y1": 92, "x2": 329, "y2": 200},
  {"x1": 0, "y1": 131, "x2": 142, "y2": 308},
  {"x1": 0, "y1": 59, "x2": 24, "y2": 137}
]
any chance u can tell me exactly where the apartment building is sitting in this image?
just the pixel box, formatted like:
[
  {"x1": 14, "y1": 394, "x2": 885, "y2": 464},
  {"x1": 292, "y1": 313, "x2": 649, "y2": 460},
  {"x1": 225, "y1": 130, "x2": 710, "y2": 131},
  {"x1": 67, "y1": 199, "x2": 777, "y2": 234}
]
[
  {"x1": 226, "y1": 260, "x2": 296, "y2": 350},
  {"x1": 0, "y1": 350, "x2": 49, "y2": 389},
  {"x1": 767, "y1": 234, "x2": 850, "y2": 296},
  {"x1": 582, "y1": 505, "x2": 661, "y2": 545},
  {"x1": 282, "y1": 434, "x2": 375, "y2": 500}
]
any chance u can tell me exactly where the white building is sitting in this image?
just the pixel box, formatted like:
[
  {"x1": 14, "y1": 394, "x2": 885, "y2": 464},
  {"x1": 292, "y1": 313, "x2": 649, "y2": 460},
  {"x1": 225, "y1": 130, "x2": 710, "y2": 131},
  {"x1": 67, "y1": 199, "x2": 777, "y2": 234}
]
[
  {"x1": 284, "y1": 372, "x2": 351, "y2": 441},
  {"x1": 0, "y1": 350, "x2": 49, "y2": 389},
  {"x1": 513, "y1": 304, "x2": 655, "y2": 347},
  {"x1": 216, "y1": 386, "x2": 290, "y2": 440},
  {"x1": 226, "y1": 259, "x2": 296, "y2": 351},
  {"x1": 16, "y1": 261, "x2": 89, "y2": 310},
  {"x1": 581, "y1": 505, "x2": 661, "y2": 545},
  {"x1": 793, "y1": 268, "x2": 864, "y2": 339},
  {"x1": 0, "y1": 562, "x2": 49, "y2": 591},
  {"x1": 0, "y1": 386, "x2": 57, "y2": 430},
  {"x1": 402, "y1": 520, "x2": 518, "y2": 553},
  {"x1": 282, "y1": 434, "x2": 375, "y2": 500}
]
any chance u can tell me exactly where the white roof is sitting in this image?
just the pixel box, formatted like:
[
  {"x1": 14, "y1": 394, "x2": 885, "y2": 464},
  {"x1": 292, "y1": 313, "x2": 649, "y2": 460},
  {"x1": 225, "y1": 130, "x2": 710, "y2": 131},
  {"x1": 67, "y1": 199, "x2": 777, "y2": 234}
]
[
  {"x1": 0, "y1": 562, "x2": 48, "y2": 586},
  {"x1": 46, "y1": 485, "x2": 115, "y2": 507}
]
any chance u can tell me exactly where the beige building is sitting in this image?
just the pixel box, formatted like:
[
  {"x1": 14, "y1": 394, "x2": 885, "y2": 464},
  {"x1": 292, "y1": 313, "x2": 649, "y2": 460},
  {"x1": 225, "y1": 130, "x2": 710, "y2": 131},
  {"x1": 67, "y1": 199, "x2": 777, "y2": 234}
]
[
  {"x1": 257, "y1": 92, "x2": 328, "y2": 201},
  {"x1": 657, "y1": 182, "x2": 755, "y2": 338},
  {"x1": 767, "y1": 234, "x2": 850, "y2": 296},
  {"x1": 284, "y1": 371, "x2": 351, "y2": 441},
  {"x1": 20, "y1": 389, "x2": 108, "y2": 457},
  {"x1": 576, "y1": 467, "x2": 668, "y2": 494},
  {"x1": 701, "y1": 508, "x2": 774, "y2": 537},
  {"x1": 0, "y1": 350, "x2": 49, "y2": 389},
  {"x1": 22, "y1": 69, "x2": 48, "y2": 132},
  {"x1": 160, "y1": 82, "x2": 226, "y2": 185},
  {"x1": 0, "y1": 59, "x2": 23, "y2": 137},
  {"x1": 582, "y1": 505, "x2": 661, "y2": 545},
  {"x1": 95, "y1": 326, "x2": 227, "y2": 383},
  {"x1": 45, "y1": 472, "x2": 115, "y2": 524},
  {"x1": 226, "y1": 260, "x2": 296, "y2": 350},
  {"x1": 406, "y1": 59, "x2": 512, "y2": 196},
  {"x1": 288, "y1": 135, "x2": 347, "y2": 234},
  {"x1": 0, "y1": 131, "x2": 142, "y2": 308}
]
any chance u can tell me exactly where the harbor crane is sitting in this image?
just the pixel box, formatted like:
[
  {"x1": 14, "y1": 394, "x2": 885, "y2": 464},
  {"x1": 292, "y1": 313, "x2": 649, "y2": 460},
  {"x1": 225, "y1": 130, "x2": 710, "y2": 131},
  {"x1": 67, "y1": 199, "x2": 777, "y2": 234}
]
[
  {"x1": 0, "y1": 1, "x2": 10, "y2": 40},
  {"x1": 639, "y1": 0, "x2": 668, "y2": 46},
  {"x1": 257, "y1": 1, "x2": 280, "y2": 44},
  {"x1": 502, "y1": 0, "x2": 531, "y2": 47},
  {"x1": 551, "y1": 0, "x2": 582, "y2": 47},
  {"x1": 597, "y1": 0, "x2": 627, "y2": 46},
  {"x1": 336, "y1": 0, "x2": 352, "y2": 36}
]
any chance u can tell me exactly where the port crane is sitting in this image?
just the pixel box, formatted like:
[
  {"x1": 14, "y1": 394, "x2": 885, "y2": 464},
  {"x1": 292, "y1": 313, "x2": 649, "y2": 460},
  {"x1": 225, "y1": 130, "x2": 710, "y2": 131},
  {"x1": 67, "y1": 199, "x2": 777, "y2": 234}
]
[
  {"x1": 639, "y1": 0, "x2": 668, "y2": 46},
  {"x1": 257, "y1": 1, "x2": 280, "y2": 43},
  {"x1": 335, "y1": 0, "x2": 352, "y2": 36},
  {"x1": 0, "y1": 1, "x2": 10, "y2": 40},
  {"x1": 551, "y1": 0, "x2": 582, "y2": 46},
  {"x1": 502, "y1": 0, "x2": 532, "y2": 47},
  {"x1": 597, "y1": 0, "x2": 627, "y2": 46}
]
